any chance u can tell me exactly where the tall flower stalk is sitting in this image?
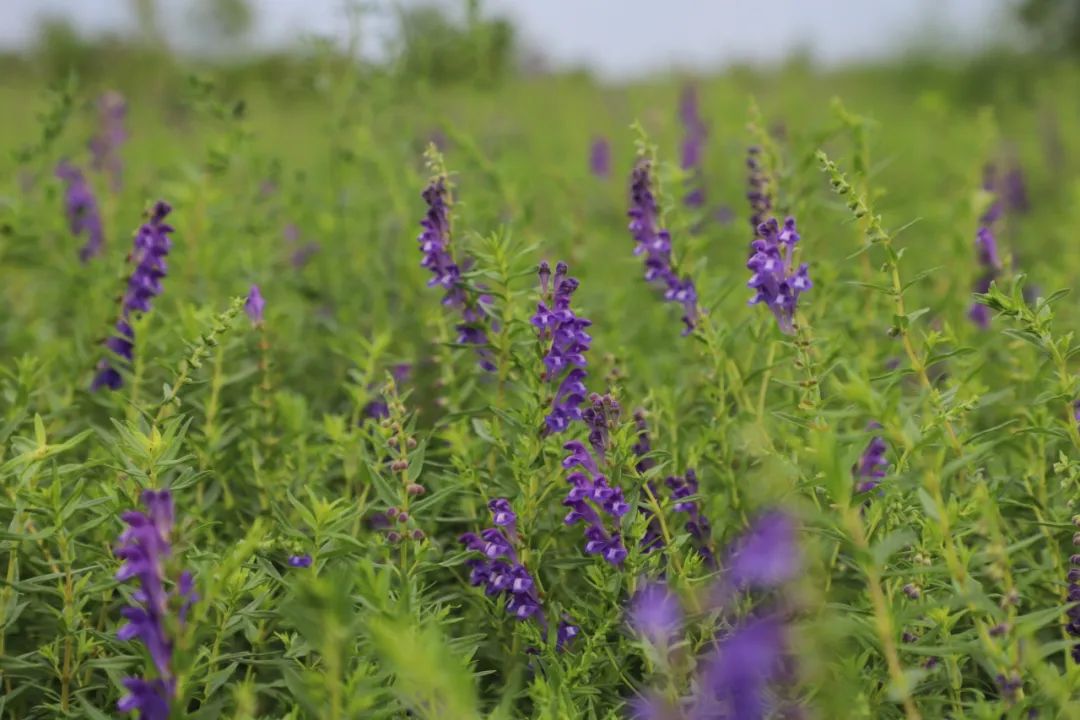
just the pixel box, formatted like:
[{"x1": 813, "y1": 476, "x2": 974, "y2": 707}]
[
  {"x1": 628, "y1": 157, "x2": 699, "y2": 334},
  {"x1": 92, "y1": 201, "x2": 174, "y2": 391},
  {"x1": 678, "y1": 84, "x2": 706, "y2": 209},
  {"x1": 969, "y1": 164, "x2": 1004, "y2": 329},
  {"x1": 532, "y1": 261, "x2": 592, "y2": 434},
  {"x1": 56, "y1": 161, "x2": 105, "y2": 262},
  {"x1": 89, "y1": 90, "x2": 127, "y2": 193},
  {"x1": 115, "y1": 489, "x2": 196, "y2": 719}
]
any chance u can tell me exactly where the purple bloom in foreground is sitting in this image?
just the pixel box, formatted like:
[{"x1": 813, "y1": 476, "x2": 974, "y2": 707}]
[
  {"x1": 628, "y1": 160, "x2": 699, "y2": 334},
  {"x1": 88, "y1": 91, "x2": 127, "y2": 192},
  {"x1": 630, "y1": 582, "x2": 682, "y2": 646},
  {"x1": 92, "y1": 201, "x2": 173, "y2": 391},
  {"x1": 590, "y1": 136, "x2": 611, "y2": 179},
  {"x1": 854, "y1": 426, "x2": 889, "y2": 494},
  {"x1": 245, "y1": 285, "x2": 265, "y2": 327},
  {"x1": 56, "y1": 161, "x2": 105, "y2": 262},
  {"x1": 115, "y1": 489, "x2": 195, "y2": 719},
  {"x1": 692, "y1": 616, "x2": 787, "y2": 720},
  {"x1": 417, "y1": 175, "x2": 495, "y2": 370},
  {"x1": 726, "y1": 511, "x2": 799, "y2": 591},
  {"x1": 747, "y1": 217, "x2": 812, "y2": 334},
  {"x1": 533, "y1": 262, "x2": 592, "y2": 434},
  {"x1": 288, "y1": 554, "x2": 313, "y2": 568}
]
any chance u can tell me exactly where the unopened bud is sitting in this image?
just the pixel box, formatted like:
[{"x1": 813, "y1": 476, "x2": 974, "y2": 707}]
[{"x1": 406, "y1": 483, "x2": 425, "y2": 496}]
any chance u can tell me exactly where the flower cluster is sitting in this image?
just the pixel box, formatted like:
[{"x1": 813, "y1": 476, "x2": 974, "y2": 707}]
[
  {"x1": 678, "y1": 84, "x2": 707, "y2": 208},
  {"x1": 629, "y1": 511, "x2": 801, "y2": 720},
  {"x1": 532, "y1": 261, "x2": 592, "y2": 434},
  {"x1": 92, "y1": 201, "x2": 174, "y2": 391},
  {"x1": 244, "y1": 284, "x2": 265, "y2": 327},
  {"x1": 115, "y1": 490, "x2": 196, "y2": 720},
  {"x1": 747, "y1": 216, "x2": 812, "y2": 334},
  {"x1": 628, "y1": 159, "x2": 699, "y2": 333},
  {"x1": 665, "y1": 469, "x2": 715, "y2": 566},
  {"x1": 460, "y1": 499, "x2": 580, "y2": 648},
  {"x1": 854, "y1": 425, "x2": 889, "y2": 494},
  {"x1": 589, "y1": 136, "x2": 611, "y2": 179},
  {"x1": 56, "y1": 161, "x2": 105, "y2": 262},
  {"x1": 969, "y1": 165, "x2": 1005, "y2": 329},
  {"x1": 746, "y1": 145, "x2": 772, "y2": 233},
  {"x1": 417, "y1": 175, "x2": 495, "y2": 370},
  {"x1": 1068, "y1": 516, "x2": 1080, "y2": 664},
  {"x1": 562, "y1": 400, "x2": 631, "y2": 565},
  {"x1": 88, "y1": 90, "x2": 127, "y2": 192}
]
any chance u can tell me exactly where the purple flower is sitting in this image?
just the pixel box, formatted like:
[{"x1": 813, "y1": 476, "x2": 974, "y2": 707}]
[
  {"x1": 1067, "y1": 519, "x2": 1080, "y2": 664},
  {"x1": 533, "y1": 262, "x2": 592, "y2": 434},
  {"x1": 726, "y1": 511, "x2": 799, "y2": 590},
  {"x1": 460, "y1": 499, "x2": 573, "y2": 638},
  {"x1": 92, "y1": 201, "x2": 173, "y2": 391},
  {"x1": 56, "y1": 161, "x2": 105, "y2": 262},
  {"x1": 665, "y1": 469, "x2": 715, "y2": 566},
  {"x1": 692, "y1": 616, "x2": 787, "y2": 720},
  {"x1": 115, "y1": 489, "x2": 194, "y2": 718},
  {"x1": 283, "y1": 223, "x2": 320, "y2": 268},
  {"x1": 288, "y1": 554, "x2": 313, "y2": 568},
  {"x1": 245, "y1": 285, "x2": 265, "y2": 327},
  {"x1": 630, "y1": 582, "x2": 682, "y2": 646},
  {"x1": 628, "y1": 160, "x2": 699, "y2": 334},
  {"x1": 747, "y1": 216, "x2": 811, "y2": 334},
  {"x1": 746, "y1": 146, "x2": 772, "y2": 234},
  {"x1": 589, "y1": 136, "x2": 611, "y2": 179},
  {"x1": 632, "y1": 411, "x2": 665, "y2": 553},
  {"x1": 362, "y1": 363, "x2": 412, "y2": 419},
  {"x1": 417, "y1": 176, "x2": 495, "y2": 370},
  {"x1": 854, "y1": 428, "x2": 889, "y2": 494},
  {"x1": 679, "y1": 84, "x2": 707, "y2": 209},
  {"x1": 562, "y1": 432, "x2": 629, "y2": 566},
  {"x1": 88, "y1": 91, "x2": 127, "y2": 192},
  {"x1": 969, "y1": 165, "x2": 1005, "y2": 329}
]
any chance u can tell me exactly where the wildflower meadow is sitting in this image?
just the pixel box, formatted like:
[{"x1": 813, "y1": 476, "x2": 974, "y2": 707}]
[{"x1": 1, "y1": 8, "x2": 1079, "y2": 720}]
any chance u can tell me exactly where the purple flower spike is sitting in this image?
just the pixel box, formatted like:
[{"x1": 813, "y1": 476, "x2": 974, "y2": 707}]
[
  {"x1": 747, "y1": 216, "x2": 811, "y2": 334},
  {"x1": 56, "y1": 161, "x2": 105, "y2": 262},
  {"x1": 628, "y1": 160, "x2": 699, "y2": 334},
  {"x1": 589, "y1": 136, "x2": 611, "y2": 179},
  {"x1": 727, "y1": 510, "x2": 799, "y2": 590},
  {"x1": 88, "y1": 91, "x2": 127, "y2": 192},
  {"x1": 665, "y1": 469, "x2": 715, "y2": 566},
  {"x1": 854, "y1": 426, "x2": 889, "y2": 494},
  {"x1": 533, "y1": 262, "x2": 593, "y2": 434},
  {"x1": 969, "y1": 164, "x2": 1006, "y2": 329},
  {"x1": 417, "y1": 176, "x2": 495, "y2": 370},
  {"x1": 1066, "y1": 519, "x2": 1080, "y2": 663},
  {"x1": 630, "y1": 582, "x2": 683, "y2": 646},
  {"x1": 92, "y1": 201, "x2": 173, "y2": 391},
  {"x1": 115, "y1": 489, "x2": 193, "y2": 718},
  {"x1": 679, "y1": 84, "x2": 707, "y2": 208},
  {"x1": 746, "y1": 145, "x2": 772, "y2": 234},
  {"x1": 245, "y1": 285, "x2": 265, "y2": 327}
]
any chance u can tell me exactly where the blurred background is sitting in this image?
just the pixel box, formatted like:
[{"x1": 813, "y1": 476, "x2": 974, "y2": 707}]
[{"x1": 0, "y1": 0, "x2": 1077, "y2": 85}]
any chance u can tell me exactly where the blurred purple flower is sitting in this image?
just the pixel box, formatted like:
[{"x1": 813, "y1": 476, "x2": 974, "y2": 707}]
[
  {"x1": 746, "y1": 146, "x2": 772, "y2": 234},
  {"x1": 88, "y1": 91, "x2": 127, "y2": 192},
  {"x1": 679, "y1": 84, "x2": 707, "y2": 209},
  {"x1": 692, "y1": 616, "x2": 787, "y2": 720},
  {"x1": 854, "y1": 427, "x2": 889, "y2": 494},
  {"x1": 92, "y1": 201, "x2": 173, "y2": 391},
  {"x1": 590, "y1": 136, "x2": 611, "y2": 179},
  {"x1": 747, "y1": 216, "x2": 811, "y2": 334},
  {"x1": 630, "y1": 582, "x2": 682, "y2": 646},
  {"x1": 288, "y1": 554, "x2": 313, "y2": 568},
  {"x1": 245, "y1": 285, "x2": 265, "y2": 327},
  {"x1": 56, "y1": 161, "x2": 105, "y2": 262},
  {"x1": 533, "y1": 261, "x2": 592, "y2": 434},
  {"x1": 1067, "y1": 520, "x2": 1080, "y2": 663},
  {"x1": 628, "y1": 159, "x2": 699, "y2": 334},
  {"x1": 726, "y1": 511, "x2": 799, "y2": 590},
  {"x1": 969, "y1": 165, "x2": 1004, "y2": 329}
]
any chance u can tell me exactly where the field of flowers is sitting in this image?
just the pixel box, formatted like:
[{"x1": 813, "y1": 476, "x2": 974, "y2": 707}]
[{"x1": 1, "y1": 52, "x2": 1079, "y2": 720}]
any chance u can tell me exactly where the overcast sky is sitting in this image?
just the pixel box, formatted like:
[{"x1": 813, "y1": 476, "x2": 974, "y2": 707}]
[{"x1": 0, "y1": 0, "x2": 1013, "y2": 78}]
